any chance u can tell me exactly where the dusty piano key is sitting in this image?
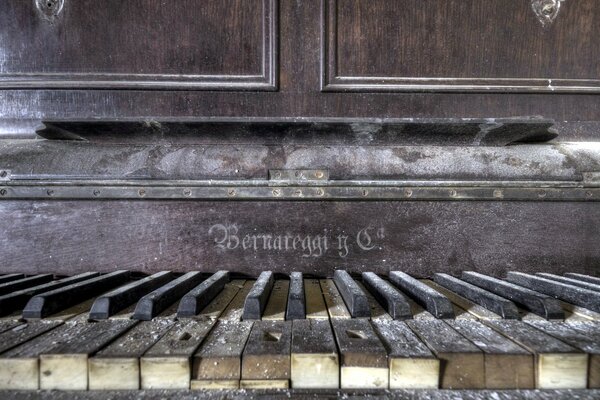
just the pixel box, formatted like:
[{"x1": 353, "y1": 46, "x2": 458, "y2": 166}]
[
  {"x1": 198, "y1": 279, "x2": 246, "y2": 320},
  {"x1": 331, "y1": 318, "x2": 388, "y2": 389},
  {"x1": 219, "y1": 280, "x2": 254, "y2": 321},
  {"x1": 422, "y1": 279, "x2": 502, "y2": 321},
  {"x1": 506, "y1": 271, "x2": 600, "y2": 313},
  {"x1": 305, "y1": 279, "x2": 328, "y2": 319},
  {"x1": 537, "y1": 272, "x2": 600, "y2": 292},
  {"x1": 333, "y1": 270, "x2": 370, "y2": 318},
  {"x1": 462, "y1": 271, "x2": 565, "y2": 320},
  {"x1": 291, "y1": 319, "x2": 339, "y2": 389},
  {"x1": 88, "y1": 319, "x2": 174, "y2": 390},
  {"x1": 565, "y1": 272, "x2": 600, "y2": 286},
  {"x1": 0, "y1": 274, "x2": 25, "y2": 285},
  {"x1": 0, "y1": 274, "x2": 54, "y2": 296},
  {"x1": 262, "y1": 279, "x2": 289, "y2": 321},
  {"x1": 141, "y1": 319, "x2": 215, "y2": 389},
  {"x1": 527, "y1": 321, "x2": 600, "y2": 388},
  {"x1": 433, "y1": 273, "x2": 519, "y2": 319},
  {"x1": 320, "y1": 279, "x2": 351, "y2": 319},
  {"x1": 90, "y1": 271, "x2": 174, "y2": 320},
  {"x1": 133, "y1": 271, "x2": 204, "y2": 321},
  {"x1": 0, "y1": 321, "x2": 62, "y2": 355},
  {"x1": 192, "y1": 320, "x2": 253, "y2": 388},
  {"x1": 389, "y1": 271, "x2": 454, "y2": 319},
  {"x1": 0, "y1": 321, "x2": 91, "y2": 390},
  {"x1": 22, "y1": 271, "x2": 130, "y2": 319},
  {"x1": 407, "y1": 319, "x2": 485, "y2": 389},
  {"x1": 177, "y1": 271, "x2": 229, "y2": 318},
  {"x1": 286, "y1": 272, "x2": 305, "y2": 320},
  {"x1": 242, "y1": 271, "x2": 274, "y2": 320},
  {"x1": 448, "y1": 320, "x2": 534, "y2": 389},
  {"x1": 355, "y1": 281, "x2": 392, "y2": 321},
  {"x1": 241, "y1": 320, "x2": 291, "y2": 388},
  {"x1": 39, "y1": 319, "x2": 137, "y2": 390},
  {"x1": 362, "y1": 272, "x2": 411, "y2": 320},
  {"x1": 372, "y1": 320, "x2": 439, "y2": 389},
  {"x1": 484, "y1": 320, "x2": 588, "y2": 389},
  {"x1": 0, "y1": 272, "x2": 100, "y2": 316}
]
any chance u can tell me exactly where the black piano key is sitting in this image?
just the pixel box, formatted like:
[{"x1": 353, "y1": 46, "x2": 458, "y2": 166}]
[
  {"x1": 0, "y1": 274, "x2": 25, "y2": 285},
  {"x1": 0, "y1": 272, "x2": 99, "y2": 316},
  {"x1": 22, "y1": 271, "x2": 130, "y2": 319},
  {"x1": 433, "y1": 273, "x2": 520, "y2": 319},
  {"x1": 361, "y1": 272, "x2": 411, "y2": 320},
  {"x1": 176, "y1": 270, "x2": 230, "y2": 318},
  {"x1": 333, "y1": 270, "x2": 370, "y2": 318},
  {"x1": 286, "y1": 272, "x2": 305, "y2": 320},
  {"x1": 537, "y1": 272, "x2": 600, "y2": 292},
  {"x1": 0, "y1": 274, "x2": 54, "y2": 296},
  {"x1": 242, "y1": 271, "x2": 274, "y2": 320},
  {"x1": 564, "y1": 272, "x2": 600, "y2": 286},
  {"x1": 506, "y1": 271, "x2": 600, "y2": 313},
  {"x1": 461, "y1": 271, "x2": 564, "y2": 320},
  {"x1": 133, "y1": 271, "x2": 204, "y2": 321},
  {"x1": 389, "y1": 271, "x2": 454, "y2": 319},
  {"x1": 90, "y1": 271, "x2": 175, "y2": 320}
]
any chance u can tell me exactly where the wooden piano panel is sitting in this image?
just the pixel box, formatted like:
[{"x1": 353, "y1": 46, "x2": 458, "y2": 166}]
[
  {"x1": 323, "y1": 0, "x2": 600, "y2": 92},
  {"x1": 0, "y1": 0, "x2": 277, "y2": 90}
]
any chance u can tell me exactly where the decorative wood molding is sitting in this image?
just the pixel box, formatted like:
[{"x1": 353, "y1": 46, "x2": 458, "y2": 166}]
[
  {"x1": 0, "y1": 0, "x2": 278, "y2": 91},
  {"x1": 321, "y1": 0, "x2": 600, "y2": 93}
]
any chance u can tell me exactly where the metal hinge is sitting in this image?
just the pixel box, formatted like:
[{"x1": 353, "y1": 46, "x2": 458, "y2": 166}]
[{"x1": 268, "y1": 169, "x2": 329, "y2": 184}]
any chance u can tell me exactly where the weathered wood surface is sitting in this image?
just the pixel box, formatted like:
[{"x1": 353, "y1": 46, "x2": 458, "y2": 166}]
[
  {"x1": 242, "y1": 271, "x2": 274, "y2": 321},
  {"x1": 484, "y1": 320, "x2": 588, "y2": 389},
  {"x1": 193, "y1": 320, "x2": 253, "y2": 381},
  {"x1": 177, "y1": 271, "x2": 229, "y2": 318},
  {"x1": 362, "y1": 272, "x2": 411, "y2": 320},
  {"x1": 291, "y1": 319, "x2": 338, "y2": 389},
  {"x1": 331, "y1": 318, "x2": 388, "y2": 389},
  {"x1": 1, "y1": 201, "x2": 600, "y2": 277},
  {"x1": 333, "y1": 270, "x2": 370, "y2": 318},
  {"x1": 39, "y1": 320, "x2": 137, "y2": 390},
  {"x1": 448, "y1": 320, "x2": 534, "y2": 389},
  {"x1": 141, "y1": 319, "x2": 215, "y2": 389},
  {"x1": 390, "y1": 272, "x2": 454, "y2": 319},
  {"x1": 304, "y1": 279, "x2": 328, "y2": 319},
  {"x1": 90, "y1": 271, "x2": 174, "y2": 320},
  {"x1": 133, "y1": 272, "x2": 204, "y2": 321},
  {"x1": 2, "y1": 1, "x2": 600, "y2": 133},
  {"x1": 372, "y1": 320, "x2": 439, "y2": 389},
  {"x1": 407, "y1": 319, "x2": 485, "y2": 389},
  {"x1": 88, "y1": 320, "x2": 174, "y2": 390},
  {"x1": 241, "y1": 320, "x2": 292, "y2": 381}
]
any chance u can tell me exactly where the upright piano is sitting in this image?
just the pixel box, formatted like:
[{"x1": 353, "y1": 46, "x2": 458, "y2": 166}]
[{"x1": 0, "y1": 0, "x2": 599, "y2": 398}]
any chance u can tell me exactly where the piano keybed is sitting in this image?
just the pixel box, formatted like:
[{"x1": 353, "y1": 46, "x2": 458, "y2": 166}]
[{"x1": 0, "y1": 270, "x2": 599, "y2": 391}]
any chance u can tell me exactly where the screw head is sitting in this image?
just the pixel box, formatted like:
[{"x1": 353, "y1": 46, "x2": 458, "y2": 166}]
[
  {"x1": 316, "y1": 188, "x2": 324, "y2": 196},
  {"x1": 538, "y1": 190, "x2": 547, "y2": 198},
  {"x1": 273, "y1": 172, "x2": 281, "y2": 179},
  {"x1": 404, "y1": 188, "x2": 413, "y2": 197},
  {"x1": 315, "y1": 171, "x2": 324, "y2": 179},
  {"x1": 493, "y1": 189, "x2": 503, "y2": 198},
  {"x1": 46, "y1": 189, "x2": 54, "y2": 196},
  {"x1": 362, "y1": 189, "x2": 369, "y2": 196},
  {"x1": 272, "y1": 189, "x2": 281, "y2": 197},
  {"x1": 449, "y1": 190, "x2": 458, "y2": 197},
  {"x1": 541, "y1": 1, "x2": 555, "y2": 15},
  {"x1": 294, "y1": 189, "x2": 303, "y2": 196},
  {"x1": 138, "y1": 189, "x2": 146, "y2": 197},
  {"x1": 0, "y1": 171, "x2": 7, "y2": 178},
  {"x1": 228, "y1": 189, "x2": 236, "y2": 197},
  {"x1": 183, "y1": 188, "x2": 192, "y2": 197},
  {"x1": 93, "y1": 189, "x2": 100, "y2": 196},
  {"x1": 0, "y1": 189, "x2": 6, "y2": 196},
  {"x1": 586, "y1": 191, "x2": 593, "y2": 198}
]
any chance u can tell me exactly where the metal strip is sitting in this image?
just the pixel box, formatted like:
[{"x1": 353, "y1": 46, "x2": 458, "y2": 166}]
[{"x1": 0, "y1": 182, "x2": 597, "y2": 201}]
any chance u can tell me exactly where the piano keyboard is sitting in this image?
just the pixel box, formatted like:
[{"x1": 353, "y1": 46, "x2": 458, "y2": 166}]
[{"x1": 0, "y1": 270, "x2": 598, "y2": 391}]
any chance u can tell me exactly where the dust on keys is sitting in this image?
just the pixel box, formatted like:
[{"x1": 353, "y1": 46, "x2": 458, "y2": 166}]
[{"x1": 0, "y1": 269, "x2": 599, "y2": 390}]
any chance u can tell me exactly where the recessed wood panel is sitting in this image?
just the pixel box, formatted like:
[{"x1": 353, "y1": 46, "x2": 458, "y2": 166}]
[
  {"x1": 0, "y1": 0, "x2": 277, "y2": 90},
  {"x1": 322, "y1": 0, "x2": 600, "y2": 92}
]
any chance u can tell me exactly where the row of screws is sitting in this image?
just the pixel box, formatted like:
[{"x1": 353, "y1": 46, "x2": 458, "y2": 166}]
[{"x1": 0, "y1": 187, "x2": 595, "y2": 199}]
